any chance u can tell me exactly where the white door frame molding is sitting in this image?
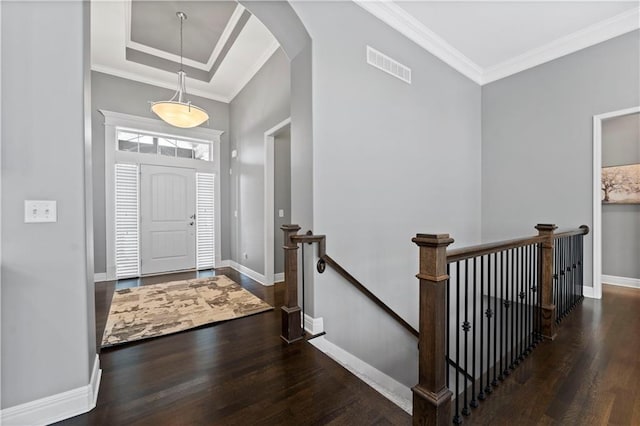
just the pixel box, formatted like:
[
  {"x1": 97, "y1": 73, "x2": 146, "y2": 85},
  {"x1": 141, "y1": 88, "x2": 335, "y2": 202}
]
[
  {"x1": 101, "y1": 110, "x2": 223, "y2": 281},
  {"x1": 592, "y1": 106, "x2": 640, "y2": 299},
  {"x1": 264, "y1": 117, "x2": 291, "y2": 286}
]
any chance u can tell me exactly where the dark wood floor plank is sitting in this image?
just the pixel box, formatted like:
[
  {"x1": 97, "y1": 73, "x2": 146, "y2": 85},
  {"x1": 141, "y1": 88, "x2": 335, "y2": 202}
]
[
  {"x1": 59, "y1": 268, "x2": 410, "y2": 426},
  {"x1": 465, "y1": 284, "x2": 640, "y2": 425}
]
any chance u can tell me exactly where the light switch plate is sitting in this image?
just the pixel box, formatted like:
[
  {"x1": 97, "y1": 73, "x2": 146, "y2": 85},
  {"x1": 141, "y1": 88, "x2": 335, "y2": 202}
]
[
  {"x1": 278, "y1": 209, "x2": 285, "y2": 218},
  {"x1": 25, "y1": 200, "x2": 57, "y2": 223}
]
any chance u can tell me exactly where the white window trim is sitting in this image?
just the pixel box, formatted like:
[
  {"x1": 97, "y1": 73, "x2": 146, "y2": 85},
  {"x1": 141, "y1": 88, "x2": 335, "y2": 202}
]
[{"x1": 101, "y1": 110, "x2": 223, "y2": 281}]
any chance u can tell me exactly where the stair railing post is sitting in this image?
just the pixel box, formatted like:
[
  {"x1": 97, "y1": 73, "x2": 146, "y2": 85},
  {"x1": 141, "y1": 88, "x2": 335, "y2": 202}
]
[
  {"x1": 536, "y1": 224, "x2": 557, "y2": 340},
  {"x1": 281, "y1": 224, "x2": 303, "y2": 343},
  {"x1": 412, "y1": 233, "x2": 454, "y2": 426}
]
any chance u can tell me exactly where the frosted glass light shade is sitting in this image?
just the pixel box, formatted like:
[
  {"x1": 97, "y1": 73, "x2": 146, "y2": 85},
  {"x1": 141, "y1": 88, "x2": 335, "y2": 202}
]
[{"x1": 151, "y1": 101, "x2": 209, "y2": 129}]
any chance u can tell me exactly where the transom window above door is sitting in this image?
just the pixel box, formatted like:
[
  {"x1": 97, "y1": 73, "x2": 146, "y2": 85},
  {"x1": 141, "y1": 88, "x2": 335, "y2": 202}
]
[{"x1": 117, "y1": 129, "x2": 212, "y2": 161}]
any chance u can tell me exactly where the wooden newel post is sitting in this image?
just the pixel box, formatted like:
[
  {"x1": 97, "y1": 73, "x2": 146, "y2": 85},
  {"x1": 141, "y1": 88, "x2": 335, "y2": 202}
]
[
  {"x1": 411, "y1": 233, "x2": 454, "y2": 426},
  {"x1": 536, "y1": 224, "x2": 557, "y2": 340},
  {"x1": 281, "y1": 224, "x2": 303, "y2": 344}
]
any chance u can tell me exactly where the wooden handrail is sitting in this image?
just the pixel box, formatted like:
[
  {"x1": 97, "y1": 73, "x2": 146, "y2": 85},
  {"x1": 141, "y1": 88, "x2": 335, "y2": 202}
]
[
  {"x1": 446, "y1": 225, "x2": 589, "y2": 264},
  {"x1": 281, "y1": 225, "x2": 418, "y2": 342},
  {"x1": 446, "y1": 235, "x2": 547, "y2": 263},
  {"x1": 322, "y1": 255, "x2": 419, "y2": 338}
]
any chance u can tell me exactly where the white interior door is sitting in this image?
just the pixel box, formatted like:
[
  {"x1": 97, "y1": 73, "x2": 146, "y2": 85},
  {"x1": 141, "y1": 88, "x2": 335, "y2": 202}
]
[{"x1": 140, "y1": 164, "x2": 196, "y2": 275}]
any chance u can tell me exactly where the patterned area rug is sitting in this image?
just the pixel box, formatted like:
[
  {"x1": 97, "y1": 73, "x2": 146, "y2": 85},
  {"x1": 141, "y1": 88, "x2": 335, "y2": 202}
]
[{"x1": 101, "y1": 275, "x2": 272, "y2": 347}]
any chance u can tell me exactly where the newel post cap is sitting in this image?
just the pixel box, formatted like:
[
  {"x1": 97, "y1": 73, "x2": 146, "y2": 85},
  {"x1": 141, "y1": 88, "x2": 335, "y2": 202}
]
[
  {"x1": 412, "y1": 233, "x2": 454, "y2": 247},
  {"x1": 535, "y1": 224, "x2": 558, "y2": 233},
  {"x1": 281, "y1": 224, "x2": 301, "y2": 232}
]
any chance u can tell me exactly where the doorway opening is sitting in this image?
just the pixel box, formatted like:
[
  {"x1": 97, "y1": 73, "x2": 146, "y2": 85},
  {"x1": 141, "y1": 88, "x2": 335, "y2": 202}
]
[
  {"x1": 264, "y1": 117, "x2": 291, "y2": 285},
  {"x1": 592, "y1": 106, "x2": 640, "y2": 299}
]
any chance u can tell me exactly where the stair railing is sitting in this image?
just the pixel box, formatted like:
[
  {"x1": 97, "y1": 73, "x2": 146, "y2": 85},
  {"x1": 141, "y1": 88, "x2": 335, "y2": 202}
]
[
  {"x1": 279, "y1": 224, "x2": 418, "y2": 343},
  {"x1": 412, "y1": 223, "x2": 589, "y2": 425}
]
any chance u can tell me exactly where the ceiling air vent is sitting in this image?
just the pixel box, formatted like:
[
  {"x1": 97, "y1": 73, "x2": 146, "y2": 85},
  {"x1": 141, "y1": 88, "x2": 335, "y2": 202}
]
[{"x1": 366, "y1": 46, "x2": 411, "y2": 84}]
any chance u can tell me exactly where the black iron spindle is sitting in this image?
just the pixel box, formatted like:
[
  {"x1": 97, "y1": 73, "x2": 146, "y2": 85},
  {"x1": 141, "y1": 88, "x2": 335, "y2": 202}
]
[
  {"x1": 492, "y1": 252, "x2": 498, "y2": 388},
  {"x1": 462, "y1": 260, "x2": 470, "y2": 416},
  {"x1": 471, "y1": 257, "x2": 478, "y2": 408},
  {"x1": 454, "y1": 262, "x2": 461, "y2": 425}
]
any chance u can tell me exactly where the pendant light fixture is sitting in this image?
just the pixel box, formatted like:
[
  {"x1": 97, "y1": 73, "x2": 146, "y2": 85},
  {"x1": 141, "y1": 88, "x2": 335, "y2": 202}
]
[{"x1": 151, "y1": 11, "x2": 209, "y2": 128}]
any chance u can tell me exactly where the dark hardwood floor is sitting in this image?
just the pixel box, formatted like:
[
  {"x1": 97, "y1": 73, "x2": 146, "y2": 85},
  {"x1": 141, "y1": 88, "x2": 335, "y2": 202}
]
[
  {"x1": 58, "y1": 271, "x2": 640, "y2": 426},
  {"x1": 464, "y1": 284, "x2": 640, "y2": 425},
  {"x1": 59, "y1": 268, "x2": 410, "y2": 426}
]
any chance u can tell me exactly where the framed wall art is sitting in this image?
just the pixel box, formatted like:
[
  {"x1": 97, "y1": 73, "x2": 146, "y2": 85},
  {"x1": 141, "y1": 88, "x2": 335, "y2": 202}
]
[{"x1": 601, "y1": 163, "x2": 640, "y2": 204}]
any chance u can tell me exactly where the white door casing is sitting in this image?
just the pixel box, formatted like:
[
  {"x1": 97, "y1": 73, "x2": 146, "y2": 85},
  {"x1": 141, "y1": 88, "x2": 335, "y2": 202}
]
[
  {"x1": 101, "y1": 110, "x2": 223, "y2": 281},
  {"x1": 140, "y1": 165, "x2": 196, "y2": 274}
]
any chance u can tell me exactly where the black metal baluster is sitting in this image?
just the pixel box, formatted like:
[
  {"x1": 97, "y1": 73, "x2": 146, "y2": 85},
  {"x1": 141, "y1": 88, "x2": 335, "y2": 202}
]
[
  {"x1": 471, "y1": 257, "x2": 478, "y2": 408},
  {"x1": 502, "y1": 249, "x2": 515, "y2": 376},
  {"x1": 525, "y1": 244, "x2": 531, "y2": 355},
  {"x1": 462, "y1": 260, "x2": 471, "y2": 416},
  {"x1": 512, "y1": 248, "x2": 517, "y2": 368},
  {"x1": 537, "y1": 243, "x2": 543, "y2": 344},
  {"x1": 454, "y1": 262, "x2": 461, "y2": 424},
  {"x1": 518, "y1": 245, "x2": 531, "y2": 361},
  {"x1": 498, "y1": 251, "x2": 504, "y2": 381},
  {"x1": 446, "y1": 263, "x2": 450, "y2": 389},
  {"x1": 492, "y1": 252, "x2": 498, "y2": 388},
  {"x1": 480, "y1": 255, "x2": 488, "y2": 399}
]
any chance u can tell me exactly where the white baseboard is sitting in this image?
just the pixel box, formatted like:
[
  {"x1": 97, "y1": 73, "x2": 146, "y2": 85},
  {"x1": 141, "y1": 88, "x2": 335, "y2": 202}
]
[
  {"x1": 309, "y1": 336, "x2": 412, "y2": 414},
  {"x1": 1, "y1": 355, "x2": 101, "y2": 426},
  {"x1": 304, "y1": 314, "x2": 324, "y2": 335},
  {"x1": 94, "y1": 273, "x2": 107, "y2": 283},
  {"x1": 274, "y1": 272, "x2": 284, "y2": 283},
  {"x1": 602, "y1": 274, "x2": 640, "y2": 289},
  {"x1": 583, "y1": 286, "x2": 595, "y2": 298},
  {"x1": 217, "y1": 260, "x2": 270, "y2": 286}
]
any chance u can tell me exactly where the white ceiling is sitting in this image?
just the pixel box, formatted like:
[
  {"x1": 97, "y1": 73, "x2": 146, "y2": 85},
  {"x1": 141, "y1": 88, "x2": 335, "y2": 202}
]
[
  {"x1": 358, "y1": 1, "x2": 640, "y2": 84},
  {"x1": 92, "y1": 1, "x2": 640, "y2": 103}
]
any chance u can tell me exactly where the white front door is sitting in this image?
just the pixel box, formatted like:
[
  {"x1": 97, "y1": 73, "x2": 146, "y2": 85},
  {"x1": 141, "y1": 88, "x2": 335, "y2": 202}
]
[{"x1": 140, "y1": 164, "x2": 196, "y2": 275}]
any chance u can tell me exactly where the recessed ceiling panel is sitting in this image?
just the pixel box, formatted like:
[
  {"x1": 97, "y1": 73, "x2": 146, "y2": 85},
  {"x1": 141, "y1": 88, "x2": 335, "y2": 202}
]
[{"x1": 131, "y1": 0, "x2": 237, "y2": 64}]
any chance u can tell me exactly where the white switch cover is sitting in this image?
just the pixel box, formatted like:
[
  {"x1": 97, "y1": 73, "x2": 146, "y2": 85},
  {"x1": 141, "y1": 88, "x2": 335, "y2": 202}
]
[
  {"x1": 278, "y1": 209, "x2": 285, "y2": 218},
  {"x1": 25, "y1": 200, "x2": 57, "y2": 223}
]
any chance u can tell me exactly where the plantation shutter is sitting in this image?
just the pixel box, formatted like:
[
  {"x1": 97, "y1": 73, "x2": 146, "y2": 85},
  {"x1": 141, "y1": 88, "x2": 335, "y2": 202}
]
[
  {"x1": 115, "y1": 163, "x2": 140, "y2": 278},
  {"x1": 196, "y1": 173, "x2": 215, "y2": 269}
]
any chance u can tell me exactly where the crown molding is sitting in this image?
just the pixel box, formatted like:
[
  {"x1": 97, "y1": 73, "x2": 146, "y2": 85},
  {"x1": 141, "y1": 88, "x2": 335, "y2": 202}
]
[
  {"x1": 482, "y1": 6, "x2": 640, "y2": 84},
  {"x1": 91, "y1": 64, "x2": 232, "y2": 104},
  {"x1": 354, "y1": 0, "x2": 483, "y2": 84},
  {"x1": 354, "y1": 1, "x2": 640, "y2": 86}
]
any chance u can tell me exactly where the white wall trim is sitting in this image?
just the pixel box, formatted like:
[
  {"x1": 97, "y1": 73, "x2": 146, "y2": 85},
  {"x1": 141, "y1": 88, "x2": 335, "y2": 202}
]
[
  {"x1": 100, "y1": 110, "x2": 224, "y2": 281},
  {"x1": 309, "y1": 336, "x2": 412, "y2": 415},
  {"x1": 91, "y1": 64, "x2": 231, "y2": 104},
  {"x1": 304, "y1": 314, "x2": 324, "y2": 335},
  {"x1": 602, "y1": 275, "x2": 640, "y2": 289},
  {"x1": 219, "y1": 259, "x2": 270, "y2": 286},
  {"x1": 355, "y1": 2, "x2": 640, "y2": 86},
  {"x1": 0, "y1": 355, "x2": 101, "y2": 426},
  {"x1": 592, "y1": 106, "x2": 640, "y2": 301},
  {"x1": 264, "y1": 117, "x2": 292, "y2": 286},
  {"x1": 274, "y1": 272, "x2": 284, "y2": 283},
  {"x1": 483, "y1": 7, "x2": 640, "y2": 84},
  {"x1": 354, "y1": 0, "x2": 483, "y2": 84},
  {"x1": 94, "y1": 273, "x2": 107, "y2": 283},
  {"x1": 583, "y1": 286, "x2": 595, "y2": 299}
]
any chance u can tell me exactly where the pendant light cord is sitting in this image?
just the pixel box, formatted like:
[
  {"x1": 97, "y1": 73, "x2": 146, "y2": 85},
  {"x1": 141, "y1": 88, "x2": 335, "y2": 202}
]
[{"x1": 179, "y1": 14, "x2": 184, "y2": 72}]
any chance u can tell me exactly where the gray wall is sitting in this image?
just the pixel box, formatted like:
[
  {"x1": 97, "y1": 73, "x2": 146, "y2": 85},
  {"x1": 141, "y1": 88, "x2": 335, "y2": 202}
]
[
  {"x1": 602, "y1": 113, "x2": 640, "y2": 279},
  {"x1": 292, "y1": 1, "x2": 482, "y2": 387},
  {"x1": 1, "y1": 0, "x2": 95, "y2": 408},
  {"x1": 91, "y1": 71, "x2": 231, "y2": 273},
  {"x1": 229, "y1": 48, "x2": 290, "y2": 274},
  {"x1": 274, "y1": 126, "x2": 291, "y2": 275},
  {"x1": 482, "y1": 30, "x2": 640, "y2": 289}
]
